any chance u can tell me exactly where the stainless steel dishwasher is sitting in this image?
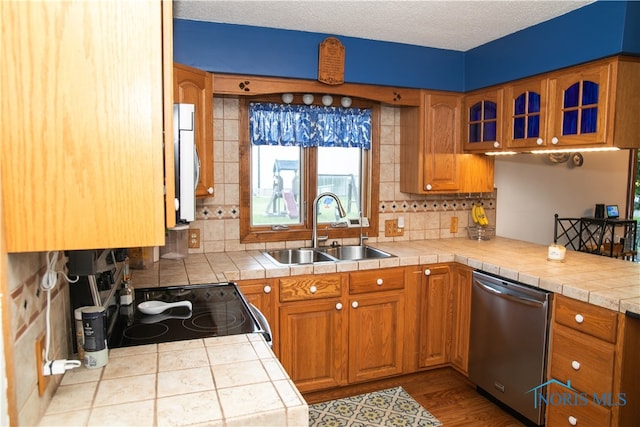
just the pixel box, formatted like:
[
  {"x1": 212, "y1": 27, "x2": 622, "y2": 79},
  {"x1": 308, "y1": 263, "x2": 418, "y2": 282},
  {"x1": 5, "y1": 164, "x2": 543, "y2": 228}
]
[{"x1": 468, "y1": 270, "x2": 552, "y2": 426}]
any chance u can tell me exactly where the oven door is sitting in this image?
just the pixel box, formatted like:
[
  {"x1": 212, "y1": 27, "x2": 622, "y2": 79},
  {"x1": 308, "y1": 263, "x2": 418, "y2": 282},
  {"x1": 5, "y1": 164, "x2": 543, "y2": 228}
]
[{"x1": 249, "y1": 303, "x2": 272, "y2": 347}]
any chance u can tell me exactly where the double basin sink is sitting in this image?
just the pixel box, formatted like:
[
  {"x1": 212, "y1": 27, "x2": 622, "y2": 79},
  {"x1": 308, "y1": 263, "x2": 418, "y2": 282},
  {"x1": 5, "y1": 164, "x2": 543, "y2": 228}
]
[{"x1": 264, "y1": 245, "x2": 395, "y2": 265}]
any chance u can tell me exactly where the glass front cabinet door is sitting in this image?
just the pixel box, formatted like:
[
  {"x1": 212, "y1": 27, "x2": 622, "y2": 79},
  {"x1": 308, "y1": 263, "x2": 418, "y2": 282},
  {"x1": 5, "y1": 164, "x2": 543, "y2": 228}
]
[
  {"x1": 504, "y1": 77, "x2": 548, "y2": 150},
  {"x1": 463, "y1": 88, "x2": 503, "y2": 152},
  {"x1": 547, "y1": 62, "x2": 611, "y2": 147}
]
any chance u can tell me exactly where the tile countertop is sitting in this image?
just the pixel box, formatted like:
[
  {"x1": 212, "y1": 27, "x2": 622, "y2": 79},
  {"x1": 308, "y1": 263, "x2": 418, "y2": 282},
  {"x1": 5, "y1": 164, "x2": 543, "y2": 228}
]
[
  {"x1": 132, "y1": 237, "x2": 640, "y2": 315},
  {"x1": 40, "y1": 334, "x2": 308, "y2": 427}
]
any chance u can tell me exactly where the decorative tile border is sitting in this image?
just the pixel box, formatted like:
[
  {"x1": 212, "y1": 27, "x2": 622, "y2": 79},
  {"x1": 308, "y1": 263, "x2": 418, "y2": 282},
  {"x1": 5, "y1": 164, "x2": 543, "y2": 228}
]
[
  {"x1": 195, "y1": 196, "x2": 496, "y2": 221},
  {"x1": 380, "y1": 196, "x2": 495, "y2": 213}
]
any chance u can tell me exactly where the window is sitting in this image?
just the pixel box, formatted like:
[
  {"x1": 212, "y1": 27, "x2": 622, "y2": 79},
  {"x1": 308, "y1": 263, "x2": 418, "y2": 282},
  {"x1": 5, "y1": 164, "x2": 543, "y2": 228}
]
[{"x1": 240, "y1": 98, "x2": 379, "y2": 243}]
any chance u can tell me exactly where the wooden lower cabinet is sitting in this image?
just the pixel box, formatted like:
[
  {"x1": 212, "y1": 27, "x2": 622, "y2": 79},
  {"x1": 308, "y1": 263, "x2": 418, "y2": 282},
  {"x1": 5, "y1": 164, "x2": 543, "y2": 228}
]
[
  {"x1": 278, "y1": 268, "x2": 407, "y2": 392},
  {"x1": 348, "y1": 291, "x2": 405, "y2": 383},
  {"x1": 450, "y1": 265, "x2": 472, "y2": 374},
  {"x1": 418, "y1": 265, "x2": 452, "y2": 368},
  {"x1": 236, "y1": 278, "x2": 278, "y2": 356},
  {"x1": 546, "y1": 382, "x2": 612, "y2": 427},
  {"x1": 279, "y1": 298, "x2": 347, "y2": 392},
  {"x1": 546, "y1": 295, "x2": 638, "y2": 426}
]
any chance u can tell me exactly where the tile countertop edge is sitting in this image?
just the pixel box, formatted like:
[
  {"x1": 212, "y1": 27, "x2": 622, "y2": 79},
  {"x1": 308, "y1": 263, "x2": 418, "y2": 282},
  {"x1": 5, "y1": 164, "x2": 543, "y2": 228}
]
[
  {"x1": 194, "y1": 238, "x2": 640, "y2": 315},
  {"x1": 40, "y1": 334, "x2": 309, "y2": 427}
]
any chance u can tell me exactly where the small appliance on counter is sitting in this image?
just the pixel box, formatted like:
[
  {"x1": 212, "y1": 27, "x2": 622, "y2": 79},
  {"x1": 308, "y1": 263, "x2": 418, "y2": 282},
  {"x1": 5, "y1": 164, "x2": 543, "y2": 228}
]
[{"x1": 67, "y1": 249, "x2": 126, "y2": 353}]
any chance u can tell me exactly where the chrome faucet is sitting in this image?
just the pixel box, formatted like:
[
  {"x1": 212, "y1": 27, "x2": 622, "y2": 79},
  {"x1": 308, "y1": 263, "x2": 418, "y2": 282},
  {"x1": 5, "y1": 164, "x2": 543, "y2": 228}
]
[{"x1": 312, "y1": 192, "x2": 347, "y2": 248}]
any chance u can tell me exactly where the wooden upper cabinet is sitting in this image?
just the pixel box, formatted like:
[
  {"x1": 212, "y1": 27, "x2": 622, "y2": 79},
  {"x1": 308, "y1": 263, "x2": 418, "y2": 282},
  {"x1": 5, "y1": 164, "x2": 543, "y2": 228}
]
[
  {"x1": 1, "y1": 0, "x2": 171, "y2": 252},
  {"x1": 400, "y1": 91, "x2": 460, "y2": 193},
  {"x1": 547, "y1": 61, "x2": 611, "y2": 147},
  {"x1": 488, "y1": 56, "x2": 640, "y2": 153},
  {"x1": 463, "y1": 88, "x2": 504, "y2": 152},
  {"x1": 173, "y1": 63, "x2": 215, "y2": 197},
  {"x1": 504, "y1": 77, "x2": 549, "y2": 150},
  {"x1": 401, "y1": 91, "x2": 494, "y2": 194}
]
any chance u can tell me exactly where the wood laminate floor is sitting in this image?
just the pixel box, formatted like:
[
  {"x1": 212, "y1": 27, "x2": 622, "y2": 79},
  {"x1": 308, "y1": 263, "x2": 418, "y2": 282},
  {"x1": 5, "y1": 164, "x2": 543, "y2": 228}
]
[{"x1": 303, "y1": 367, "x2": 527, "y2": 427}]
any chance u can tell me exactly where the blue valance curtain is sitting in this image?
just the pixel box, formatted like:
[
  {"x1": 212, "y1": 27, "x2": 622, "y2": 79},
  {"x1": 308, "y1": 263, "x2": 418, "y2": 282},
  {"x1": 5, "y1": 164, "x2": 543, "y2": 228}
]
[{"x1": 249, "y1": 103, "x2": 371, "y2": 150}]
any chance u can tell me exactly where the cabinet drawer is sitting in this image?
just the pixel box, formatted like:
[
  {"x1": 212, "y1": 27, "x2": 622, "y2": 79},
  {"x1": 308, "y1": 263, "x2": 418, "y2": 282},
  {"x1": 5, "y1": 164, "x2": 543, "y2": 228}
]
[
  {"x1": 550, "y1": 325, "x2": 615, "y2": 394},
  {"x1": 546, "y1": 383, "x2": 611, "y2": 427},
  {"x1": 349, "y1": 267, "x2": 404, "y2": 294},
  {"x1": 554, "y1": 295, "x2": 617, "y2": 343},
  {"x1": 279, "y1": 274, "x2": 343, "y2": 302}
]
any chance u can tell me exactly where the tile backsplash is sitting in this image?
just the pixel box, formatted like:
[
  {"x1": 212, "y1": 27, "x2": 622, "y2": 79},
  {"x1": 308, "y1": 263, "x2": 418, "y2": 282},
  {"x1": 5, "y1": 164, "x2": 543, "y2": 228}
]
[
  {"x1": 189, "y1": 98, "x2": 496, "y2": 254},
  {"x1": 6, "y1": 252, "x2": 72, "y2": 426}
]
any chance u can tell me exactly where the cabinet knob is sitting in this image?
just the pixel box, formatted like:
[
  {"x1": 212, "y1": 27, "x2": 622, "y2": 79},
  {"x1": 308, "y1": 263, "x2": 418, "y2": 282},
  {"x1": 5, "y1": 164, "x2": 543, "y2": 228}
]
[
  {"x1": 536, "y1": 138, "x2": 544, "y2": 146},
  {"x1": 568, "y1": 415, "x2": 577, "y2": 426},
  {"x1": 551, "y1": 137, "x2": 559, "y2": 145},
  {"x1": 574, "y1": 313, "x2": 584, "y2": 324},
  {"x1": 207, "y1": 187, "x2": 214, "y2": 194},
  {"x1": 351, "y1": 301, "x2": 359, "y2": 309},
  {"x1": 263, "y1": 285, "x2": 271, "y2": 294},
  {"x1": 424, "y1": 269, "x2": 431, "y2": 276},
  {"x1": 376, "y1": 278, "x2": 383, "y2": 286},
  {"x1": 309, "y1": 285, "x2": 317, "y2": 294},
  {"x1": 571, "y1": 360, "x2": 581, "y2": 370},
  {"x1": 335, "y1": 302, "x2": 343, "y2": 311},
  {"x1": 493, "y1": 141, "x2": 500, "y2": 148},
  {"x1": 425, "y1": 184, "x2": 432, "y2": 191}
]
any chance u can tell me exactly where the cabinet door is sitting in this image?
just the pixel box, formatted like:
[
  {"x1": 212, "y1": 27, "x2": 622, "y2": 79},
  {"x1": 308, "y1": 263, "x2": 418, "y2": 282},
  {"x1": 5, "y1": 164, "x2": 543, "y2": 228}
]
[
  {"x1": 418, "y1": 265, "x2": 452, "y2": 368},
  {"x1": 422, "y1": 93, "x2": 461, "y2": 192},
  {"x1": 450, "y1": 265, "x2": 472, "y2": 374},
  {"x1": 1, "y1": 0, "x2": 169, "y2": 251},
  {"x1": 348, "y1": 292, "x2": 405, "y2": 383},
  {"x1": 174, "y1": 63, "x2": 214, "y2": 197},
  {"x1": 279, "y1": 299, "x2": 347, "y2": 392},
  {"x1": 237, "y1": 278, "x2": 278, "y2": 355},
  {"x1": 504, "y1": 77, "x2": 549, "y2": 149},
  {"x1": 463, "y1": 88, "x2": 504, "y2": 152},
  {"x1": 547, "y1": 62, "x2": 611, "y2": 146}
]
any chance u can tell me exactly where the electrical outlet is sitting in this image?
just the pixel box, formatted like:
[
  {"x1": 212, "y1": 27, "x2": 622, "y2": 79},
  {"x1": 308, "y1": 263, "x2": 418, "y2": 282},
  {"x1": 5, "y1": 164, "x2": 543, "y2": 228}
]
[
  {"x1": 385, "y1": 219, "x2": 404, "y2": 237},
  {"x1": 450, "y1": 216, "x2": 459, "y2": 233},
  {"x1": 35, "y1": 334, "x2": 49, "y2": 396},
  {"x1": 188, "y1": 228, "x2": 201, "y2": 248}
]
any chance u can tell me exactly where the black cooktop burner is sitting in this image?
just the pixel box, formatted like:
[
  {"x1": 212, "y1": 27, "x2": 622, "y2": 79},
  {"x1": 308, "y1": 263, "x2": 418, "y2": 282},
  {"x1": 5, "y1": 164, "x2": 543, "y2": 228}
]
[{"x1": 108, "y1": 282, "x2": 264, "y2": 348}]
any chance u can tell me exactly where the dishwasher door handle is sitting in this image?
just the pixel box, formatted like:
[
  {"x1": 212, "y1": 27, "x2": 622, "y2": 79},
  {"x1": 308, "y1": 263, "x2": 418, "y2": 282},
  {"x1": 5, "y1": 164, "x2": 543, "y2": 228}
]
[{"x1": 474, "y1": 280, "x2": 545, "y2": 308}]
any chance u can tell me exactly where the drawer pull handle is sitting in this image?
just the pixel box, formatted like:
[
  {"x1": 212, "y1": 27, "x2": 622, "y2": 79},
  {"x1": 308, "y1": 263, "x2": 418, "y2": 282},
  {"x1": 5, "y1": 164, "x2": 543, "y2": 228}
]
[
  {"x1": 263, "y1": 285, "x2": 272, "y2": 294},
  {"x1": 571, "y1": 360, "x2": 581, "y2": 370},
  {"x1": 376, "y1": 278, "x2": 383, "y2": 286},
  {"x1": 574, "y1": 314, "x2": 584, "y2": 324},
  {"x1": 568, "y1": 415, "x2": 577, "y2": 425},
  {"x1": 335, "y1": 302, "x2": 343, "y2": 311},
  {"x1": 309, "y1": 285, "x2": 317, "y2": 294},
  {"x1": 352, "y1": 301, "x2": 359, "y2": 309},
  {"x1": 424, "y1": 269, "x2": 431, "y2": 276}
]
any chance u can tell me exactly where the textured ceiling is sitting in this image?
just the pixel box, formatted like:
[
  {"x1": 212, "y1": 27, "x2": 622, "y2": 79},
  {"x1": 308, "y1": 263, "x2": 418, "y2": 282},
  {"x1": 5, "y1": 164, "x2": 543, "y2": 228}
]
[{"x1": 173, "y1": 0, "x2": 595, "y2": 52}]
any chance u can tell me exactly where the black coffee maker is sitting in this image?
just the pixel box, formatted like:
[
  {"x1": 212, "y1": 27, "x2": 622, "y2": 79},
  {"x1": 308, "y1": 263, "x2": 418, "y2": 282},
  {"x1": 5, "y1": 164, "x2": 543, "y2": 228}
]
[{"x1": 67, "y1": 249, "x2": 126, "y2": 352}]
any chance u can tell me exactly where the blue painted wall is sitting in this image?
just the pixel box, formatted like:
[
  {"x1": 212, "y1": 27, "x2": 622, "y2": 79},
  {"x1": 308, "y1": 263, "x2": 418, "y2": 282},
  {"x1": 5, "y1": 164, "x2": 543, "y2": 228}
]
[
  {"x1": 465, "y1": 0, "x2": 631, "y2": 90},
  {"x1": 173, "y1": 20, "x2": 465, "y2": 91},
  {"x1": 622, "y1": 0, "x2": 640, "y2": 54},
  {"x1": 174, "y1": 0, "x2": 639, "y2": 92}
]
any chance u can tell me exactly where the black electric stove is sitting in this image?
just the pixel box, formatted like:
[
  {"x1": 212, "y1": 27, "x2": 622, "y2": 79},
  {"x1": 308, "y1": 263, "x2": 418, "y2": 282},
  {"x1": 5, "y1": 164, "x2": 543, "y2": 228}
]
[{"x1": 108, "y1": 282, "x2": 269, "y2": 348}]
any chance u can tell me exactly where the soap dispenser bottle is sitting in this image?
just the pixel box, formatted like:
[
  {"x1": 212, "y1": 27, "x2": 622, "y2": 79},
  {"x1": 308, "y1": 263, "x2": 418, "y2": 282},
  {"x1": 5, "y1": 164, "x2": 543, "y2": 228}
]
[{"x1": 119, "y1": 257, "x2": 134, "y2": 306}]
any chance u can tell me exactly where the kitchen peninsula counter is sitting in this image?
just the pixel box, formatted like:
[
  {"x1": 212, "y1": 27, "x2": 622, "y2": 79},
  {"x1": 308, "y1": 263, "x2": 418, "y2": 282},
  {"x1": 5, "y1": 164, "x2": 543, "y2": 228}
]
[
  {"x1": 40, "y1": 334, "x2": 308, "y2": 426},
  {"x1": 133, "y1": 237, "x2": 640, "y2": 315}
]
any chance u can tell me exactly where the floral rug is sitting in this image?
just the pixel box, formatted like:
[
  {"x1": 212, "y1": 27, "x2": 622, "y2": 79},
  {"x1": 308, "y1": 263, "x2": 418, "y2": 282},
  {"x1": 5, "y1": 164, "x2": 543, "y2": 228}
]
[{"x1": 308, "y1": 386, "x2": 442, "y2": 427}]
